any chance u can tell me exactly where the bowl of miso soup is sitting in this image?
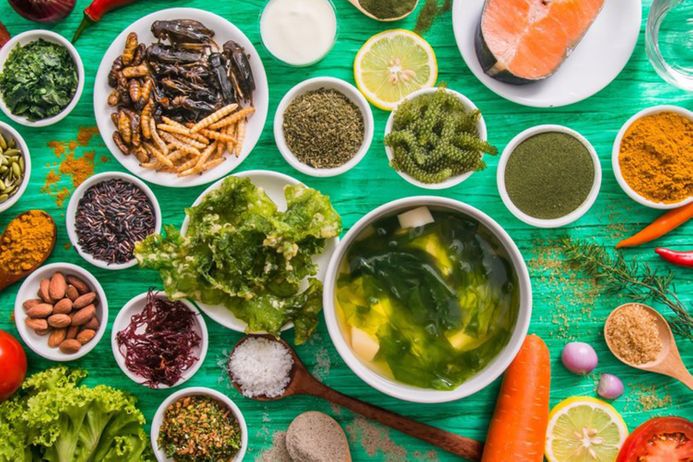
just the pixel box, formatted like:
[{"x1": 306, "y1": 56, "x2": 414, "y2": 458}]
[{"x1": 323, "y1": 197, "x2": 531, "y2": 403}]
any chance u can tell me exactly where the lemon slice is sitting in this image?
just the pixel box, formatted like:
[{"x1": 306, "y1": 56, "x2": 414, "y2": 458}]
[
  {"x1": 546, "y1": 396, "x2": 629, "y2": 462},
  {"x1": 354, "y1": 29, "x2": 437, "y2": 111}
]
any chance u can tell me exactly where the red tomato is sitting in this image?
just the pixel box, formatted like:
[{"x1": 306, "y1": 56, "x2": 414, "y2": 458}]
[
  {"x1": 617, "y1": 417, "x2": 693, "y2": 462},
  {"x1": 0, "y1": 23, "x2": 9, "y2": 49},
  {"x1": 0, "y1": 330, "x2": 27, "y2": 401}
]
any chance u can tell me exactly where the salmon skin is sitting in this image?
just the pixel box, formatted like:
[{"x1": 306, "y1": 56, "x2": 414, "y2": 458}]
[{"x1": 475, "y1": 0, "x2": 605, "y2": 84}]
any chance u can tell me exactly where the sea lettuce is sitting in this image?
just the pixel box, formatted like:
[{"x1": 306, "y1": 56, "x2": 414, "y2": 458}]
[{"x1": 135, "y1": 176, "x2": 342, "y2": 343}]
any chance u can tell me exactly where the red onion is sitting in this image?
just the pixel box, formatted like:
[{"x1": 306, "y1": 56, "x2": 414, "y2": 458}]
[
  {"x1": 561, "y1": 342, "x2": 598, "y2": 375},
  {"x1": 0, "y1": 23, "x2": 10, "y2": 49},
  {"x1": 597, "y1": 373, "x2": 624, "y2": 400},
  {"x1": 9, "y1": 0, "x2": 76, "y2": 23}
]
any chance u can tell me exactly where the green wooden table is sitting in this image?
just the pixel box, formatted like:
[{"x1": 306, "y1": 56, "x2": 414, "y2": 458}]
[{"x1": 1, "y1": 1, "x2": 691, "y2": 460}]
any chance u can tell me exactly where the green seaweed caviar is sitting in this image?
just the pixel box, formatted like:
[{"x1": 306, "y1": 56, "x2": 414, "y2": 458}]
[
  {"x1": 335, "y1": 209, "x2": 519, "y2": 390},
  {"x1": 504, "y1": 132, "x2": 595, "y2": 220},
  {"x1": 359, "y1": 0, "x2": 417, "y2": 19},
  {"x1": 385, "y1": 89, "x2": 497, "y2": 184}
]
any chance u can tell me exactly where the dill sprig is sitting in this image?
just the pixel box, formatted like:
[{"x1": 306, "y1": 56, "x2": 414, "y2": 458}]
[{"x1": 561, "y1": 238, "x2": 692, "y2": 339}]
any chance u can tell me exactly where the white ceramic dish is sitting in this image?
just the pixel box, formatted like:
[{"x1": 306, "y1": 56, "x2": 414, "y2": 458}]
[
  {"x1": 274, "y1": 76, "x2": 374, "y2": 177},
  {"x1": 0, "y1": 121, "x2": 31, "y2": 214},
  {"x1": 66, "y1": 171, "x2": 162, "y2": 270},
  {"x1": 151, "y1": 387, "x2": 248, "y2": 462},
  {"x1": 452, "y1": 0, "x2": 641, "y2": 108},
  {"x1": 0, "y1": 30, "x2": 84, "y2": 127},
  {"x1": 180, "y1": 169, "x2": 338, "y2": 331},
  {"x1": 323, "y1": 196, "x2": 532, "y2": 403},
  {"x1": 497, "y1": 125, "x2": 602, "y2": 228},
  {"x1": 93, "y1": 8, "x2": 269, "y2": 188},
  {"x1": 384, "y1": 87, "x2": 487, "y2": 190},
  {"x1": 612, "y1": 105, "x2": 693, "y2": 209},
  {"x1": 14, "y1": 263, "x2": 108, "y2": 362},
  {"x1": 111, "y1": 292, "x2": 208, "y2": 388}
]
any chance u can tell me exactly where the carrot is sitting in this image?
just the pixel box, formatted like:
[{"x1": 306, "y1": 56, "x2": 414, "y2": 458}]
[
  {"x1": 616, "y1": 202, "x2": 693, "y2": 249},
  {"x1": 481, "y1": 334, "x2": 550, "y2": 462}
]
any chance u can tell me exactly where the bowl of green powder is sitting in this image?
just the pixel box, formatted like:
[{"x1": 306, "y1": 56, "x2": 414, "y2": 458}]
[{"x1": 497, "y1": 125, "x2": 601, "y2": 228}]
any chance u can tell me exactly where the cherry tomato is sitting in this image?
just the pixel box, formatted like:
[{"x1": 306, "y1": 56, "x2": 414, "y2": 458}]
[
  {"x1": 0, "y1": 23, "x2": 9, "y2": 49},
  {"x1": 0, "y1": 330, "x2": 27, "y2": 401},
  {"x1": 617, "y1": 416, "x2": 693, "y2": 462}
]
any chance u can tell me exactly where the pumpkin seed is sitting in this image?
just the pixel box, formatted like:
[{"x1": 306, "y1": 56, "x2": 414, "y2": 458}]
[
  {"x1": 0, "y1": 194, "x2": 7, "y2": 202},
  {"x1": 0, "y1": 133, "x2": 24, "y2": 204},
  {"x1": 0, "y1": 134, "x2": 5, "y2": 150}
]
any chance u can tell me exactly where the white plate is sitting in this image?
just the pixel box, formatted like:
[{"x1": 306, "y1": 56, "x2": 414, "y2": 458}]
[
  {"x1": 93, "y1": 8, "x2": 269, "y2": 188},
  {"x1": 452, "y1": 0, "x2": 641, "y2": 108},
  {"x1": 111, "y1": 292, "x2": 208, "y2": 388},
  {"x1": 180, "y1": 170, "x2": 338, "y2": 332}
]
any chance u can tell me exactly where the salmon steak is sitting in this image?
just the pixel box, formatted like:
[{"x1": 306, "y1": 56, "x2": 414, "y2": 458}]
[{"x1": 475, "y1": 0, "x2": 605, "y2": 84}]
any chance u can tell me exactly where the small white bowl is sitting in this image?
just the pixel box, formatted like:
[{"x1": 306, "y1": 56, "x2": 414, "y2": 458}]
[
  {"x1": 151, "y1": 387, "x2": 248, "y2": 462},
  {"x1": 111, "y1": 292, "x2": 208, "y2": 388},
  {"x1": 66, "y1": 172, "x2": 162, "y2": 270},
  {"x1": 0, "y1": 30, "x2": 84, "y2": 127},
  {"x1": 323, "y1": 196, "x2": 532, "y2": 403},
  {"x1": 612, "y1": 105, "x2": 693, "y2": 210},
  {"x1": 14, "y1": 262, "x2": 108, "y2": 362},
  {"x1": 0, "y1": 121, "x2": 31, "y2": 214},
  {"x1": 497, "y1": 125, "x2": 602, "y2": 228},
  {"x1": 274, "y1": 76, "x2": 374, "y2": 177},
  {"x1": 384, "y1": 87, "x2": 488, "y2": 190}
]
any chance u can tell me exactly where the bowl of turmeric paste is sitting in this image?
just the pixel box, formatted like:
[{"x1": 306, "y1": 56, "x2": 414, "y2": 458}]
[{"x1": 612, "y1": 105, "x2": 693, "y2": 209}]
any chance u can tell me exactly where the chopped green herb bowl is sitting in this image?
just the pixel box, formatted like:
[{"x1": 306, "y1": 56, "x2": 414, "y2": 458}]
[{"x1": 0, "y1": 30, "x2": 84, "y2": 128}]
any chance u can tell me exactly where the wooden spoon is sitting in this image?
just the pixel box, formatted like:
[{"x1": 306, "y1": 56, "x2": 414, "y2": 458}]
[
  {"x1": 0, "y1": 210, "x2": 56, "y2": 292},
  {"x1": 230, "y1": 335, "x2": 484, "y2": 461},
  {"x1": 605, "y1": 303, "x2": 693, "y2": 390},
  {"x1": 347, "y1": 0, "x2": 419, "y2": 22}
]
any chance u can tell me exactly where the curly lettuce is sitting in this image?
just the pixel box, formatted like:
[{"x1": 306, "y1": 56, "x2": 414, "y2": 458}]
[
  {"x1": 135, "y1": 176, "x2": 342, "y2": 343},
  {"x1": 0, "y1": 367, "x2": 151, "y2": 462}
]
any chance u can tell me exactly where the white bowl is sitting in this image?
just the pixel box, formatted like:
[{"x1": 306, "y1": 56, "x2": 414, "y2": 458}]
[
  {"x1": 497, "y1": 125, "x2": 602, "y2": 228},
  {"x1": 14, "y1": 262, "x2": 108, "y2": 362},
  {"x1": 384, "y1": 87, "x2": 487, "y2": 190},
  {"x1": 0, "y1": 121, "x2": 31, "y2": 214},
  {"x1": 111, "y1": 292, "x2": 208, "y2": 388},
  {"x1": 66, "y1": 171, "x2": 162, "y2": 270},
  {"x1": 0, "y1": 30, "x2": 84, "y2": 127},
  {"x1": 323, "y1": 196, "x2": 532, "y2": 403},
  {"x1": 93, "y1": 8, "x2": 269, "y2": 188},
  {"x1": 612, "y1": 105, "x2": 692, "y2": 209},
  {"x1": 151, "y1": 387, "x2": 248, "y2": 462},
  {"x1": 180, "y1": 170, "x2": 338, "y2": 331},
  {"x1": 274, "y1": 76, "x2": 374, "y2": 177}
]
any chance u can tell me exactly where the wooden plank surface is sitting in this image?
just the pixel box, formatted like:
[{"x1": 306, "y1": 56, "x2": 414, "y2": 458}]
[{"x1": 0, "y1": 0, "x2": 691, "y2": 460}]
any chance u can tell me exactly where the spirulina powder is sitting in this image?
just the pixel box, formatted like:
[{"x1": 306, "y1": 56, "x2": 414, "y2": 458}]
[{"x1": 504, "y1": 132, "x2": 595, "y2": 220}]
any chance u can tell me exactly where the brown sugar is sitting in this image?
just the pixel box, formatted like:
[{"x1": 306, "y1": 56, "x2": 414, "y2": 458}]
[{"x1": 606, "y1": 303, "x2": 663, "y2": 365}]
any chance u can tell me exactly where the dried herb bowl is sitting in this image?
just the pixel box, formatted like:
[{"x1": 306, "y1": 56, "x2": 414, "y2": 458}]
[
  {"x1": 65, "y1": 171, "x2": 162, "y2": 270},
  {"x1": 0, "y1": 30, "x2": 84, "y2": 128},
  {"x1": 0, "y1": 121, "x2": 31, "y2": 214},
  {"x1": 274, "y1": 76, "x2": 374, "y2": 177}
]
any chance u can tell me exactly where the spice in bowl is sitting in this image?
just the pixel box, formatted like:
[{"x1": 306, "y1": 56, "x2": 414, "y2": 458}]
[
  {"x1": 606, "y1": 303, "x2": 663, "y2": 365},
  {"x1": 358, "y1": 0, "x2": 418, "y2": 20},
  {"x1": 618, "y1": 111, "x2": 692, "y2": 204},
  {"x1": 158, "y1": 395, "x2": 242, "y2": 461},
  {"x1": 0, "y1": 131, "x2": 25, "y2": 204},
  {"x1": 116, "y1": 291, "x2": 202, "y2": 388},
  {"x1": 385, "y1": 88, "x2": 496, "y2": 184},
  {"x1": 228, "y1": 337, "x2": 294, "y2": 398},
  {"x1": 504, "y1": 131, "x2": 595, "y2": 220},
  {"x1": 75, "y1": 178, "x2": 156, "y2": 265},
  {"x1": 0, "y1": 39, "x2": 78, "y2": 121},
  {"x1": 283, "y1": 88, "x2": 365, "y2": 169}
]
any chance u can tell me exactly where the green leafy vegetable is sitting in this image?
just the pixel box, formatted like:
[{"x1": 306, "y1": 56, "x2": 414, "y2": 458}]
[
  {"x1": 0, "y1": 367, "x2": 151, "y2": 462},
  {"x1": 0, "y1": 39, "x2": 78, "y2": 121},
  {"x1": 135, "y1": 176, "x2": 342, "y2": 344}
]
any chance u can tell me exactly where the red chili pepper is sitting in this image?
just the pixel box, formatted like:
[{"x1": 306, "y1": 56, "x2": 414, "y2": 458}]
[
  {"x1": 655, "y1": 248, "x2": 693, "y2": 268},
  {"x1": 72, "y1": 0, "x2": 140, "y2": 43}
]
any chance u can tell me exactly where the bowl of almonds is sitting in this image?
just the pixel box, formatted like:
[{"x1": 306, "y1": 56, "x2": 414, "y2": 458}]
[{"x1": 14, "y1": 262, "x2": 108, "y2": 361}]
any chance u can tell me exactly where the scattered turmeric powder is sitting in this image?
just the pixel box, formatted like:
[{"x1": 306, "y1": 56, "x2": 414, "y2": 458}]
[
  {"x1": 619, "y1": 111, "x2": 693, "y2": 204},
  {"x1": 0, "y1": 210, "x2": 55, "y2": 275}
]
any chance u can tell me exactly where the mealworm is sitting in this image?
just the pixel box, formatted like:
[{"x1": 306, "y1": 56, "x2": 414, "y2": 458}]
[
  {"x1": 208, "y1": 107, "x2": 255, "y2": 130},
  {"x1": 189, "y1": 104, "x2": 239, "y2": 133},
  {"x1": 161, "y1": 132, "x2": 201, "y2": 156},
  {"x1": 150, "y1": 120, "x2": 169, "y2": 155},
  {"x1": 234, "y1": 120, "x2": 247, "y2": 156},
  {"x1": 170, "y1": 132, "x2": 208, "y2": 150},
  {"x1": 144, "y1": 142, "x2": 173, "y2": 168}
]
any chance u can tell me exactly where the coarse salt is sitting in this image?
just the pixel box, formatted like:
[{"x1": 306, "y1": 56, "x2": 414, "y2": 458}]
[{"x1": 229, "y1": 337, "x2": 294, "y2": 398}]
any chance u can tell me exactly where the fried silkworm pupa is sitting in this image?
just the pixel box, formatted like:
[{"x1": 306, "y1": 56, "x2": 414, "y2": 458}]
[
  {"x1": 113, "y1": 131, "x2": 130, "y2": 155},
  {"x1": 122, "y1": 32, "x2": 138, "y2": 65},
  {"x1": 107, "y1": 90, "x2": 119, "y2": 107},
  {"x1": 108, "y1": 56, "x2": 123, "y2": 87},
  {"x1": 132, "y1": 43, "x2": 146, "y2": 66},
  {"x1": 141, "y1": 100, "x2": 154, "y2": 139},
  {"x1": 129, "y1": 111, "x2": 142, "y2": 147},
  {"x1": 122, "y1": 64, "x2": 149, "y2": 78},
  {"x1": 117, "y1": 111, "x2": 132, "y2": 144},
  {"x1": 128, "y1": 79, "x2": 141, "y2": 104},
  {"x1": 140, "y1": 78, "x2": 154, "y2": 102},
  {"x1": 134, "y1": 146, "x2": 150, "y2": 164}
]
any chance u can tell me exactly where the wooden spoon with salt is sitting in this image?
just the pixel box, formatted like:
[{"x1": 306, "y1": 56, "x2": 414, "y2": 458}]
[
  {"x1": 230, "y1": 335, "x2": 483, "y2": 461},
  {"x1": 605, "y1": 303, "x2": 693, "y2": 390},
  {"x1": 0, "y1": 210, "x2": 57, "y2": 292},
  {"x1": 347, "y1": 0, "x2": 419, "y2": 22}
]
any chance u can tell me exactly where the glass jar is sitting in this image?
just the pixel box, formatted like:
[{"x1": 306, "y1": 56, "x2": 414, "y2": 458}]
[{"x1": 646, "y1": 0, "x2": 693, "y2": 91}]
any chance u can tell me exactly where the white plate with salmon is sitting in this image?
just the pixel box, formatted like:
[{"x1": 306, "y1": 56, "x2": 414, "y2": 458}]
[{"x1": 452, "y1": 0, "x2": 641, "y2": 108}]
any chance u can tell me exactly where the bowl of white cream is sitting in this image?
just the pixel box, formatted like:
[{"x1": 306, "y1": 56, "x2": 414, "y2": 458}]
[{"x1": 260, "y1": 0, "x2": 337, "y2": 67}]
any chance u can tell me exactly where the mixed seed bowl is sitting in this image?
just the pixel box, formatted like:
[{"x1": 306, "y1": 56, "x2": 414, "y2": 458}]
[{"x1": 0, "y1": 121, "x2": 29, "y2": 213}]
